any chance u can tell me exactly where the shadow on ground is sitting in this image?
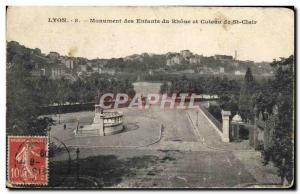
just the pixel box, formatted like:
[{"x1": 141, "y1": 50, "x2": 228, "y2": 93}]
[
  {"x1": 123, "y1": 122, "x2": 139, "y2": 133},
  {"x1": 49, "y1": 154, "x2": 160, "y2": 188}
]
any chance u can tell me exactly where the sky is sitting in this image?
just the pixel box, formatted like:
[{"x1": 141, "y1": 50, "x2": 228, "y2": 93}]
[{"x1": 6, "y1": 6, "x2": 294, "y2": 62}]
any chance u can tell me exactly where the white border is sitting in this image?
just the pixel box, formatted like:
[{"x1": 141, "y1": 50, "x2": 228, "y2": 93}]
[{"x1": 2, "y1": 0, "x2": 298, "y2": 6}]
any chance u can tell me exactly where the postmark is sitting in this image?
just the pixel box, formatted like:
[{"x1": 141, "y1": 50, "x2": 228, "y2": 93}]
[{"x1": 7, "y1": 136, "x2": 48, "y2": 186}]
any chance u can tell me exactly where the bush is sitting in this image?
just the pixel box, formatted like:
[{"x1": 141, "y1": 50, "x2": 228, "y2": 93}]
[{"x1": 208, "y1": 105, "x2": 222, "y2": 123}]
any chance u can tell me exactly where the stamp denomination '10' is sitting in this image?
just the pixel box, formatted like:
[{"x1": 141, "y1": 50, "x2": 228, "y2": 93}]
[{"x1": 7, "y1": 136, "x2": 48, "y2": 186}]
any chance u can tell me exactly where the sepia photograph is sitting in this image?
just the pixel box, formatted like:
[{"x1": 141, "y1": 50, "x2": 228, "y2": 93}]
[{"x1": 5, "y1": 6, "x2": 295, "y2": 189}]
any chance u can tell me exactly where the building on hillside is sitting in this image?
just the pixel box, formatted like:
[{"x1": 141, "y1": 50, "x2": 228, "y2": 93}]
[
  {"x1": 124, "y1": 54, "x2": 144, "y2": 62},
  {"x1": 180, "y1": 50, "x2": 193, "y2": 59},
  {"x1": 148, "y1": 69, "x2": 153, "y2": 75},
  {"x1": 233, "y1": 61, "x2": 239, "y2": 67},
  {"x1": 234, "y1": 50, "x2": 238, "y2": 60},
  {"x1": 214, "y1": 54, "x2": 233, "y2": 61},
  {"x1": 65, "y1": 58, "x2": 74, "y2": 69},
  {"x1": 62, "y1": 73, "x2": 77, "y2": 82},
  {"x1": 189, "y1": 55, "x2": 202, "y2": 64},
  {"x1": 175, "y1": 69, "x2": 195, "y2": 74},
  {"x1": 198, "y1": 67, "x2": 214, "y2": 74},
  {"x1": 220, "y1": 67, "x2": 225, "y2": 73},
  {"x1": 48, "y1": 52, "x2": 60, "y2": 61},
  {"x1": 234, "y1": 70, "x2": 246, "y2": 76},
  {"x1": 30, "y1": 68, "x2": 46, "y2": 77},
  {"x1": 166, "y1": 55, "x2": 182, "y2": 66},
  {"x1": 79, "y1": 64, "x2": 87, "y2": 72},
  {"x1": 102, "y1": 69, "x2": 115, "y2": 75},
  {"x1": 92, "y1": 66, "x2": 102, "y2": 73},
  {"x1": 50, "y1": 65, "x2": 66, "y2": 79},
  {"x1": 30, "y1": 63, "x2": 47, "y2": 77}
]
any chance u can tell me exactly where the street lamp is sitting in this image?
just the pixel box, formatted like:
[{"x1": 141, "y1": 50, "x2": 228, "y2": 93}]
[
  {"x1": 196, "y1": 110, "x2": 199, "y2": 126},
  {"x1": 47, "y1": 126, "x2": 51, "y2": 144},
  {"x1": 76, "y1": 148, "x2": 80, "y2": 183}
]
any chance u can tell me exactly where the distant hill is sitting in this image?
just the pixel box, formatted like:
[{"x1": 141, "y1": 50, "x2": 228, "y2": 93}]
[{"x1": 7, "y1": 41, "x2": 273, "y2": 78}]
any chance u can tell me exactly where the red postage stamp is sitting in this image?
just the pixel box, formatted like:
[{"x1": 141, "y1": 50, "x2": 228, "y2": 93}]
[{"x1": 7, "y1": 136, "x2": 48, "y2": 186}]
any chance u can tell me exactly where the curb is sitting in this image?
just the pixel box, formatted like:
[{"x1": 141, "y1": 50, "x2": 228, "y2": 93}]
[
  {"x1": 198, "y1": 107, "x2": 223, "y2": 138},
  {"x1": 63, "y1": 124, "x2": 163, "y2": 149}
]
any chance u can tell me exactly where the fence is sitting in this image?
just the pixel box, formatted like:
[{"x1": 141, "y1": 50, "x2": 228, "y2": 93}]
[
  {"x1": 41, "y1": 102, "x2": 95, "y2": 115},
  {"x1": 199, "y1": 105, "x2": 222, "y2": 132}
]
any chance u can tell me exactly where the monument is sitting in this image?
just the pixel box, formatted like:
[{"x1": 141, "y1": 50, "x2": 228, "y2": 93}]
[{"x1": 76, "y1": 105, "x2": 124, "y2": 136}]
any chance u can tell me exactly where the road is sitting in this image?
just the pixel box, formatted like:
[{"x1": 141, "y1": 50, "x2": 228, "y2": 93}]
[{"x1": 47, "y1": 104, "x2": 281, "y2": 188}]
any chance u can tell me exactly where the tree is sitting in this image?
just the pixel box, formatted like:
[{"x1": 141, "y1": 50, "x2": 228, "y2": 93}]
[
  {"x1": 6, "y1": 57, "x2": 52, "y2": 135},
  {"x1": 264, "y1": 55, "x2": 294, "y2": 185},
  {"x1": 54, "y1": 78, "x2": 71, "y2": 123},
  {"x1": 239, "y1": 67, "x2": 255, "y2": 122},
  {"x1": 160, "y1": 81, "x2": 169, "y2": 94},
  {"x1": 252, "y1": 78, "x2": 276, "y2": 114}
]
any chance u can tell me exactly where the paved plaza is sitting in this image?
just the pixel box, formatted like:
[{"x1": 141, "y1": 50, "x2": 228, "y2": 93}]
[{"x1": 48, "y1": 104, "x2": 281, "y2": 188}]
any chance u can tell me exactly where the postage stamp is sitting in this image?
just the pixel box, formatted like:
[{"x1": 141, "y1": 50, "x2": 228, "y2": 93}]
[{"x1": 7, "y1": 136, "x2": 48, "y2": 186}]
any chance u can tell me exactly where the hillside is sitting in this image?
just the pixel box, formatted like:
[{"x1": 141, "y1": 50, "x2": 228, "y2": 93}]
[{"x1": 7, "y1": 41, "x2": 273, "y2": 79}]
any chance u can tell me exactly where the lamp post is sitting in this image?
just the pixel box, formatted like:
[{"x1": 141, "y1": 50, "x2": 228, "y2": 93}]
[
  {"x1": 196, "y1": 110, "x2": 199, "y2": 127},
  {"x1": 236, "y1": 125, "x2": 240, "y2": 141},
  {"x1": 76, "y1": 148, "x2": 80, "y2": 183},
  {"x1": 47, "y1": 127, "x2": 51, "y2": 144},
  {"x1": 76, "y1": 117, "x2": 79, "y2": 135}
]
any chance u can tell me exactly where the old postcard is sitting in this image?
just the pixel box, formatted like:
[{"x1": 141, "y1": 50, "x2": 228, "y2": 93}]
[{"x1": 6, "y1": 6, "x2": 295, "y2": 189}]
